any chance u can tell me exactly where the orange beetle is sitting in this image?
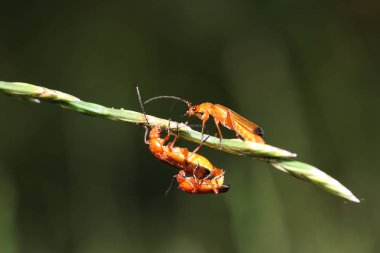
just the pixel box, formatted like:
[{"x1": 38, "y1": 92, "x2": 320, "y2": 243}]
[
  {"x1": 176, "y1": 170, "x2": 229, "y2": 194},
  {"x1": 145, "y1": 96, "x2": 265, "y2": 145},
  {"x1": 146, "y1": 125, "x2": 218, "y2": 179}
]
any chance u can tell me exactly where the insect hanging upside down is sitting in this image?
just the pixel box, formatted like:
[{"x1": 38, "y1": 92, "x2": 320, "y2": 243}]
[
  {"x1": 136, "y1": 86, "x2": 229, "y2": 194},
  {"x1": 145, "y1": 125, "x2": 229, "y2": 194},
  {"x1": 144, "y1": 97, "x2": 265, "y2": 145},
  {"x1": 176, "y1": 170, "x2": 229, "y2": 194}
]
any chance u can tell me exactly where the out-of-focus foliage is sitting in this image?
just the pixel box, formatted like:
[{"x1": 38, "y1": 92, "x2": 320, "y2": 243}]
[{"x1": 0, "y1": 1, "x2": 378, "y2": 253}]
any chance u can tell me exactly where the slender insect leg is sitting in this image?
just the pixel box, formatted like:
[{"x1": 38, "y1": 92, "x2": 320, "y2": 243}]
[
  {"x1": 144, "y1": 126, "x2": 150, "y2": 144},
  {"x1": 165, "y1": 120, "x2": 174, "y2": 150},
  {"x1": 184, "y1": 174, "x2": 198, "y2": 193},
  {"x1": 213, "y1": 118, "x2": 223, "y2": 148},
  {"x1": 192, "y1": 163, "x2": 200, "y2": 179},
  {"x1": 188, "y1": 133, "x2": 214, "y2": 180},
  {"x1": 211, "y1": 170, "x2": 226, "y2": 194},
  {"x1": 167, "y1": 120, "x2": 181, "y2": 148},
  {"x1": 201, "y1": 120, "x2": 206, "y2": 142},
  {"x1": 169, "y1": 136, "x2": 179, "y2": 149},
  {"x1": 212, "y1": 170, "x2": 225, "y2": 182},
  {"x1": 195, "y1": 163, "x2": 207, "y2": 190},
  {"x1": 193, "y1": 163, "x2": 209, "y2": 190},
  {"x1": 192, "y1": 163, "x2": 209, "y2": 180},
  {"x1": 170, "y1": 122, "x2": 180, "y2": 147},
  {"x1": 201, "y1": 167, "x2": 221, "y2": 183},
  {"x1": 191, "y1": 135, "x2": 210, "y2": 154},
  {"x1": 212, "y1": 186, "x2": 219, "y2": 194}
]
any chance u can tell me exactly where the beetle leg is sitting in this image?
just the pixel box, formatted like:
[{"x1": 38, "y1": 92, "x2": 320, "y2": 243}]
[
  {"x1": 185, "y1": 133, "x2": 210, "y2": 162},
  {"x1": 191, "y1": 135, "x2": 210, "y2": 154},
  {"x1": 164, "y1": 120, "x2": 172, "y2": 143},
  {"x1": 167, "y1": 120, "x2": 181, "y2": 148},
  {"x1": 212, "y1": 170, "x2": 225, "y2": 181},
  {"x1": 166, "y1": 120, "x2": 178, "y2": 149},
  {"x1": 193, "y1": 163, "x2": 200, "y2": 180},
  {"x1": 201, "y1": 169, "x2": 213, "y2": 180},
  {"x1": 144, "y1": 126, "x2": 150, "y2": 144},
  {"x1": 201, "y1": 120, "x2": 206, "y2": 142},
  {"x1": 169, "y1": 136, "x2": 179, "y2": 149},
  {"x1": 214, "y1": 118, "x2": 223, "y2": 149},
  {"x1": 211, "y1": 170, "x2": 225, "y2": 194},
  {"x1": 199, "y1": 112, "x2": 209, "y2": 141}
]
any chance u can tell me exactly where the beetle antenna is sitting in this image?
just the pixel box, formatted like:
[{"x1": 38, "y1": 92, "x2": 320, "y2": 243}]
[
  {"x1": 136, "y1": 85, "x2": 150, "y2": 126},
  {"x1": 144, "y1": 96, "x2": 191, "y2": 107}
]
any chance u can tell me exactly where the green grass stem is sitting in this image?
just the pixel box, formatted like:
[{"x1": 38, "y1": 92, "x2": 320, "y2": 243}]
[{"x1": 0, "y1": 81, "x2": 360, "y2": 203}]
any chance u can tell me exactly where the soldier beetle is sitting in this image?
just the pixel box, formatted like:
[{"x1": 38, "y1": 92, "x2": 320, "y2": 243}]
[
  {"x1": 136, "y1": 86, "x2": 229, "y2": 194},
  {"x1": 146, "y1": 125, "x2": 229, "y2": 194},
  {"x1": 176, "y1": 170, "x2": 229, "y2": 194},
  {"x1": 145, "y1": 124, "x2": 213, "y2": 179},
  {"x1": 144, "y1": 96, "x2": 265, "y2": 145}
]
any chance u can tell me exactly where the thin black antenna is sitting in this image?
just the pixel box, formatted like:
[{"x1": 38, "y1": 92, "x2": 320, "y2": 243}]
[
  {"x1": 136, "y1": 85, "x2": 149, "y2": 125},
  {"x1": 144, "y1": 96, "x2": 191, "y2": 107}
]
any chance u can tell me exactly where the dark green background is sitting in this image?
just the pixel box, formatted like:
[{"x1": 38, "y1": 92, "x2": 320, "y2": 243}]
[{"x1": 0, "y1": 1, "x2": 379, "y2": 253}]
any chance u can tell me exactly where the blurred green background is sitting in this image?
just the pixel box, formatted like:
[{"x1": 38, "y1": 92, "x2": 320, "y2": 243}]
[{"x1": 0, "y1": 1, "x2": 379, "y2": 253}]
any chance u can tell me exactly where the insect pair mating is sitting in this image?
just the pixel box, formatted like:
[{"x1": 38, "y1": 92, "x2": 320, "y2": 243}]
[{"x1": 136, "y1": 87, "x2": 265, "y2": 194}]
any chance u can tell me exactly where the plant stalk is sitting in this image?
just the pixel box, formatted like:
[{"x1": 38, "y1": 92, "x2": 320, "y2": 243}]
[{"x1": 0, "y1": 81, "x2": 360, "y2": 203}]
